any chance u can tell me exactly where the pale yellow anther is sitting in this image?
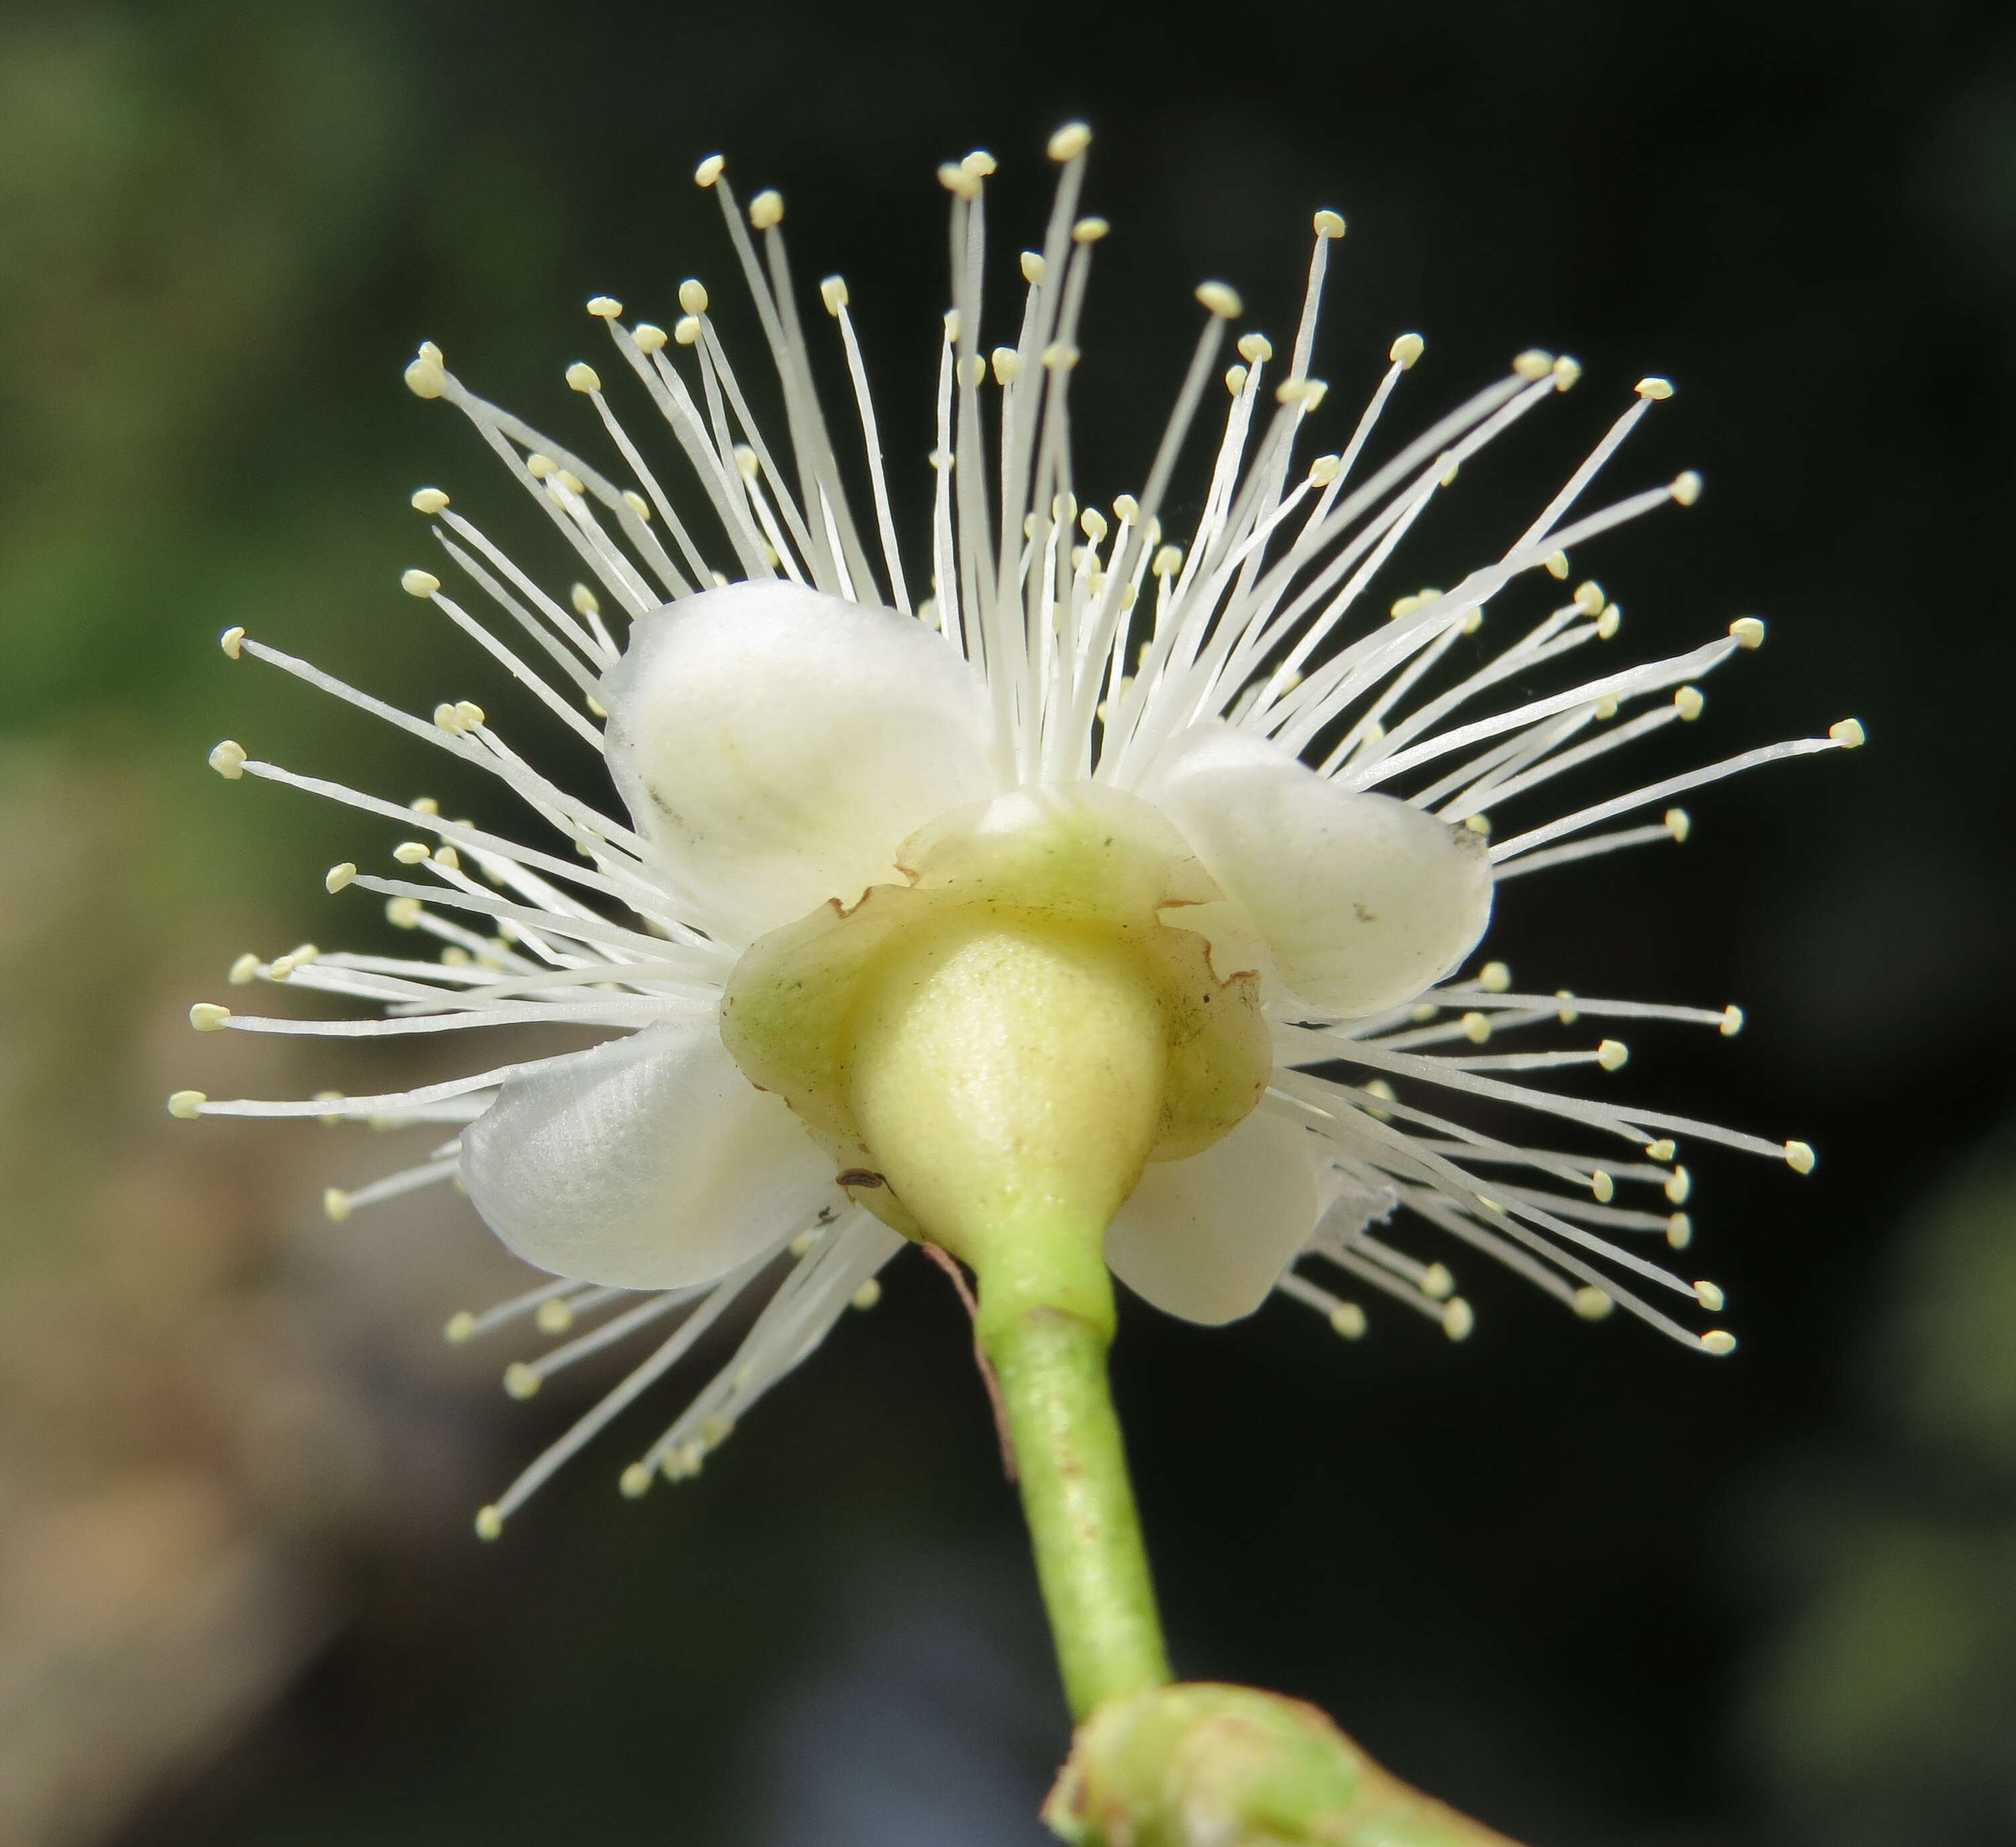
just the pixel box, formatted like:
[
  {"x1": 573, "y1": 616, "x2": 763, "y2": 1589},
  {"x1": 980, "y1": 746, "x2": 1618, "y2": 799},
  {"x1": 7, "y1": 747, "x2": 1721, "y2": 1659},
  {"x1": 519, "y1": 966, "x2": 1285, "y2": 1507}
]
[
  {"x1": 475, "y1": 1505, "x2": 504, "y2": 1541},
  {"x1": 1665, "y1": 807, "x2": 1691, "y2": 842},
  {"x1": 1313, "y1": 208, "x2": 1346, "y2": 239},
  {"x1": 444, "y1": 1310, "x2": 477, "y2": 1343},
  {"x1": 403, "y1": 357, "x2": 446, "y2": 399},
  {"x1": 1674, "y1": 685, "x2": 1705, "y2": 720},
  {"x1": 394, "y1": 842, "x2": 429, "y2": 864},
  {"x1": 1286, "y1": 378, "x2": 1329, "y2": 410},
  {"x1": 526, "y1": 453, "x2": 557, "y2": 480},
  {"x1": 813, "y1": 275, "x2": 849, "y2": 320},
  {"x1": 535, "y1": 1298, "x2": 575, "y2": 1335},
  {"x1": 673, "y1": 315, "x2": 702, "y2": 347},
  {"x1": 1021, "y1": 250, "x2": 1047, "y2": 284},
  {"x1": 1591, "y1": 1170, "x2": 1615, "y2": 1203},
  {"x1": 1671, "y1": 470, "x2": 1703, "y2": 506},
  {"x1": 1555, "y1": 990, "x2": 1579, "y2": 1024},
  {"x1": 1080, "y1": 507, "x2": 1109, "y2": 542},
  {"x1": 189, "y1": 1002, "x2": 231, "y2": 1033},
  {"x1": 209, "y1": 740, "x2": 247, "y2": 780},
  {"x1": 988, "y1": 346, "x2": 1020, "y2": 386},
  {"x1": 401, "y1": 568, "x2": 440, "y2": 599},
  {"x1": 228, "y1": 953, "x2": 260, "y2": 986},
  {"x1": 1410, "y1": 1003, "x2": 1439, "y2": 1023},
  {"x1": 1593, "y1": 695, "x2": 1620, "y2": 719},
  {"x1": 567, "y1": 583, "x2": 601, "y2": 620},
  {"x1": 1571, "y1": 579, "x2": 1604, "y2": 614},
  {"x1": 1719, "y1": 1005, "x2": 1744, "y2": 1038},
  {"x1": 1699, "y1": 1331, "x2": 1738, "y2": 1357},
  {"x1": 565, "y1": 361, "x2": 601, "y2": 394},
  {"x1": 1543, "y1": 549, "x2": 1569, "y2": 580},
  {"x1": 433, "y1": 703, "x2": 461, "y2": 734},
  {"x1": 215, "y1": 626, "x2": 245, "y2": 663},
  {"x1": 1784, "y1": 1140, "x2": 1817, "y2": 1175},
  {"x1": 938, "y1": 162, "x2": 981, "y2": 201},
  {"x1": 1463, "y1": 814, "x2": 1492, "y2": 836},
  {"x1": 411, "y1": 795, "x2": 439, "y2": 815},
  {"x1": 1460, "y1": 1011, "x2": 1491, "y2": 1044},
  {"x1": 1513, "y1": 349, "x2": 1555, "y2": 380},
  {"x1": 1646, "y1": 1139, "x2": 1678, "y2": 1162},
  {"x1": 749, "y1": 190, "x2": 784, "y2": 229},
  {"x1": 386, "y1": 897, "x2": 425, "y2": 929},
  {"x1": 1225, "y1": 363, "x2": 1249, "y2": 396},
  {"x1": 632, "y1": 322, "x2": 668, "y2": 353},
  {"x1": 622, "y1": 490, "x2": 651, "y2": 522},
  {"x1": 1073, "y1": 216, "x2": 1110, "y2": 243},
  {"x1": 1597, "y1": 1039, "x2": 1628, "y2": 1071},
  {"x1": 1636, "y1": 376, "x2": 1675, "y2": 400},
  {"x1": 1421, "y1": 1263, "x2": 1455, "y2": 1301},
  {"x1": 267, "y1": 956, "x2": 296, "y2": 982},
  {"x1": 1151, "y1": 545, "x2": 1184, "y2": 577},
  {"x1": 693, "y1": 154, "x2": 724, "y2": 188},
  {"x1": 1596, "y1": 604, "x2": 1622, "y2": 640},
  {"x1": 1048, "y1": 121, "x2": 1093, "y2": 162},
  {"x1": 1665, "y1": 1166, "x2": 1692, "y2": 1205},
  {"x1": 961, "y1": 353, "x2": 987, "y2": 388},
  {"x1": 1552, "y1": 355, "x2": 1582, "y2": 390},
  {"x1": 1237, "y1": 332, "x2": 1273, "y2": 365},
  {"x1": 1441, "y1": 1298, "x2": 1475, "y2": 1341},
  {"x1": 1362, "y1": 1078, "x2": 1396, "y2": 1121},
  {"x1": 1573, "y1": 1286, "x2": 1614, "y2": 1321},
  {"x1": 411, "y1": 487, "x2": 451, "y2": 514},
  {"x1": 851, "y1": 1278, "x2": 883, "y2": 1310},
  {"x1": 1437, "y1": 455, "x2": 1460, "y2": 488},
  {"x1": 1328, "y1": 1302, "x2": 1367, "y2": 1339},
  {"x1": 963, "y1": 149, "x2": 997, "y2": 177},
  {"x1": 325, "y1": 862, "x2": 357, "y2": 895},
  {"x1": 1307, "y1": 453, "x2": 1341, "y2": 486},
  {"x1": 1730, "y1": 616, "x2": 1766, "y2": 649},
  {"x1": 1195, "y1": 280, "x2": 1243, "y2": 319},
  {"x1": 619, "y1": 1463, "x2": 652, "y2": 1500},
  {"x1": 1479, "y1": 961, "x2": 1511, "y2": 992},
  {"x1": 420, "y1": 342, "x2": 443, "y2": 366},
  {"x1": 1667, "y1": 1213, "x2": 1693, "y2": 1249},
  {"x1": 1829, "y1": 718, "x2": 1866, "y2": 748},
  {"x1": 1044, "y1": 341, "x2": 1080, "y2": 372},
  {"x1": 321, "y1": 1186, "x2": 350, "y2": 1223},
  {"x1": 587, "y1": 297, "x2": 624, "y2": 323},
  {"x1": 553, "y1": 469, "x2": 585, "y2": 496},
  {"x1": 433, "y1": 846, "x2": 460, "y2": 873},
  {"x1": 168, "y1": 1090, "x2": 207, "y2": 1120},
  {"x1": 1390, "y1": 331, "x2": 1425, "y2": 368},
  {"x1": 504, "y1": 1362, "x2": 542, "y2": 1400},
  {"x1": 1693, "y1": 1280, "x2": 1726, "y2": 1312},
  {"x1": 453, "y1": 699, "x2": 485, "y2": 730},
  {"x1": 587, "y1": 694, "x2": 608, "y2": 719}
]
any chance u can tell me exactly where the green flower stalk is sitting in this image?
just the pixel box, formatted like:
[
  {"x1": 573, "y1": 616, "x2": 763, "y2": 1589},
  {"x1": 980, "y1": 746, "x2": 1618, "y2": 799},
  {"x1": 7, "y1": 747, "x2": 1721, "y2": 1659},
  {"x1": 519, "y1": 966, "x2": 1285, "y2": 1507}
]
[{"x1": 173, "y1": 117, "x2": 1862, "y2": 1842}]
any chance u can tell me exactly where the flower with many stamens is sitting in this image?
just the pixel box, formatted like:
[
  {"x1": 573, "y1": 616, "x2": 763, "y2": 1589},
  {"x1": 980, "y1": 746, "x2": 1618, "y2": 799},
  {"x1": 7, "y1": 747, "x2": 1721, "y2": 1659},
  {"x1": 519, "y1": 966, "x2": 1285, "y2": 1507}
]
[{"x1": 178, "y1": 124, "x2": 1859, "y2": 1574}]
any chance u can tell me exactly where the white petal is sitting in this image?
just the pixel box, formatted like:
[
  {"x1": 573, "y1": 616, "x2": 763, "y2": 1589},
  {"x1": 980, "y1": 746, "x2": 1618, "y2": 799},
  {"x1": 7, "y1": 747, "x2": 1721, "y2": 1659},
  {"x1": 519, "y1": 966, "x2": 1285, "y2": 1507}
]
[
  {"x1": 1138, "y1": 722, "x2": 1493, "y2": 1016},
  {"x1": 603, "y1": 581, "x2": 996, "y2": 945},
  {"x1": 1105, "y1": 1105, "x2": 1319, "y2": 1325},
  {"x1": 461, "y1": 1018, "x2": 836, "y2": 1289}
]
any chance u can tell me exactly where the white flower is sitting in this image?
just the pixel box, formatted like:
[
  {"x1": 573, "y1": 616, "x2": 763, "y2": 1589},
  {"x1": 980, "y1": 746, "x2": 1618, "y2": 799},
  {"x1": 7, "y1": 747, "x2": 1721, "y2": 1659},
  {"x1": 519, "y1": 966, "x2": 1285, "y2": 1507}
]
[{"x1": 177, "y1": 127, "x2": 1862, "y2": 1538}]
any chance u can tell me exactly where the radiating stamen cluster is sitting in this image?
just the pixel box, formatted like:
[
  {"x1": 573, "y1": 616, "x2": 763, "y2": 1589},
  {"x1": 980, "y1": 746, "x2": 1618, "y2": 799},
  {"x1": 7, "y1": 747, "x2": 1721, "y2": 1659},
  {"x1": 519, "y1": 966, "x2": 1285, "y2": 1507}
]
[{"x1": 174, "y1": 123, "x2": 1860, "y2": 1534}]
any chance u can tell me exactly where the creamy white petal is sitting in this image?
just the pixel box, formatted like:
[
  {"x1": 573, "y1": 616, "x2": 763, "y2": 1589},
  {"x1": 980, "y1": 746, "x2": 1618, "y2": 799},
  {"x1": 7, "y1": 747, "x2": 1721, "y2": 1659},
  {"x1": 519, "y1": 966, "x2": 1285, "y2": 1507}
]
[
  {"x1": 1105, "y1": 1105, "x2": 1320, "y2": 1325},
  {"x1": 602, "y1": 581, "x2": 995, "y2": 946},
  {"x1": 1138, "y1": 722, "x2": 1493, "y2": 1017},
  {"x1": 461, "y1": 1018, "x2": 836, "y2": 1289}
]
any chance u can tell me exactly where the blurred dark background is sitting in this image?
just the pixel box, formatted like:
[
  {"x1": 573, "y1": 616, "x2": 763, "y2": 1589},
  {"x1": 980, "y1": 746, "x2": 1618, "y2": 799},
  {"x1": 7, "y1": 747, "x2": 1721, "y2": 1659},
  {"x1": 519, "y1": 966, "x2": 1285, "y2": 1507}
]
[{"x1": 1, "y1": 0, "x2": 2012, "y2": 1842}]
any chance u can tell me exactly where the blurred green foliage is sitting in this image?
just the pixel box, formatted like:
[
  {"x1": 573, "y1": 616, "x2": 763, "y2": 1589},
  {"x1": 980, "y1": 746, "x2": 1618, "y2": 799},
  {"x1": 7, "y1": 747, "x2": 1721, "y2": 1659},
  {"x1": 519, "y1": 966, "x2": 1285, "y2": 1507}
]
[{"x1": 1746, "y1": 1141, "x2": 2016, "y2": 1840}]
